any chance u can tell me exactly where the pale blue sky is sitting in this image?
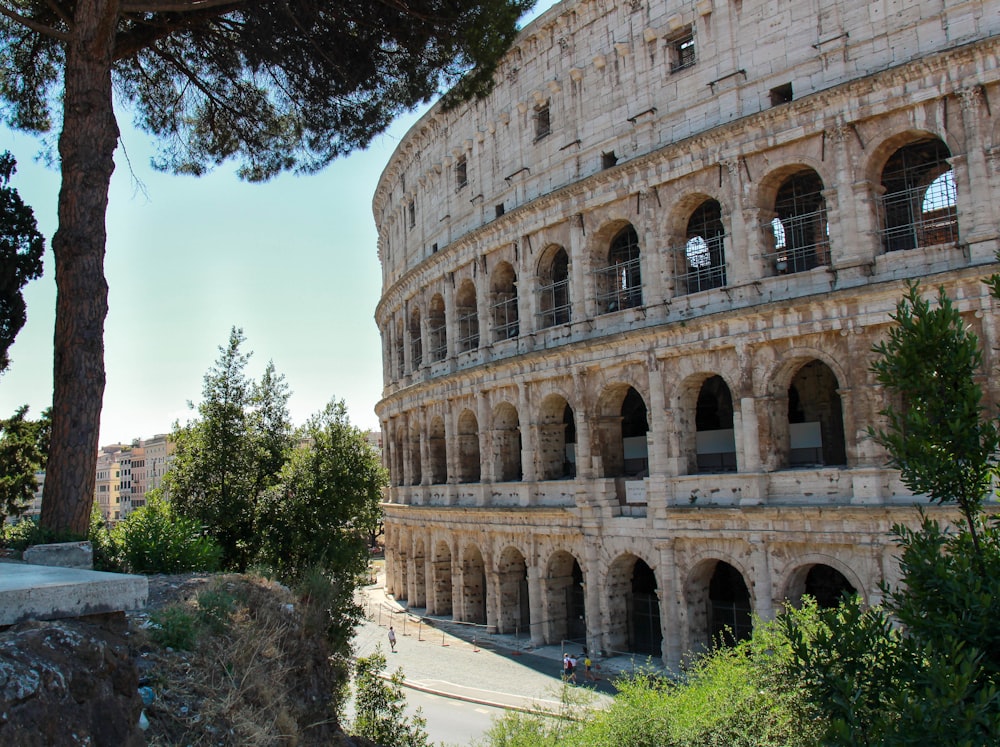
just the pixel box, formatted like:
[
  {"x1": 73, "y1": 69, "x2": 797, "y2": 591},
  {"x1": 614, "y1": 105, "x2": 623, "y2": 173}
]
[{"x1": 0, "y1": 4, "x2": 555, "y2": 444}]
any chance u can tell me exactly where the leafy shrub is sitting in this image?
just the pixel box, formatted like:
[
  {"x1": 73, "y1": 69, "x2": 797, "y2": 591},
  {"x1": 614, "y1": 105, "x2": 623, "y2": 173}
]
[
  {"x1": 148, "y1": 605, "x2": 198, "y2": 650},
  {"x1": 351, "y1": 648, "x2": 430, "y2": 747},
  {"x1": 111, "y1": 493, "x2": 222, "y2": 573}
]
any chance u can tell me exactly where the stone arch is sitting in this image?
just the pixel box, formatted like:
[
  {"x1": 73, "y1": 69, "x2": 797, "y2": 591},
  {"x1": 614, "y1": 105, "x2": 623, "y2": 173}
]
[
  {"x1": 431, "y1": 539, "x2": 453, "y2": 615},
  {"x1": 675, "y1": 195, "x2": 728, "y2": 294},
  {"x1": 758, "y1": 165, "x2": 830, "y2": 275},
  {"x1": 491, "y1": 260, "x2": 519, "y2": 341},
  {"x1": 875, "y1": 135, "x2": 956, "y2": 252},
  {"x1": 455, "y1": 279, "x2": 479, "y2": 353},
  {"x1": 538, "y1": 392, "x2": 577, "y2": 480},
  {"x1": 456, "y1": 408, "x2": 481, "y2": 483},
  {"x1": 544, "y1": 550, "x2": 586, "y2": 645},
  {"x1": 605, "y1": 553, "x2": 663, "y2": 656},
  {"x1": 685, "y1": 557, "x2": 753, "y2": 650},
  {"x1": 392, "y1": 429, "x2": 405, "y2": 487},
  {"x1": 784, "y1": 558, "x2": 862, "y2": 609},
  {"x1": 497, "y1": 545, "x2": 530, "y2": 635},
  {"x1": 394, "y1": 318, "x2": 405, "y2": 378},
  {"x1": 785, "y1": 359, "x2": 847, "y2": 468},
  {"x1": 428, "y1": 415, "x2": 447, "y2": 484},
  {"x1": 863, "y1": 126, "x2": 962, "y2": 186},
  {"x1": 594, "y1": 220, "x2": 643, "y2": 313},
  {"x1": 537, "y1": 244, "x2": 571, "y2": 327},
  {"x1": 460, "y1": 542, "x2": 487, "y2": 624},
  {"x1": 492, "y1": 401, "x2": 523, "y2": 482},
  {"x1": 594, "y1": 383, "x2": 649, "y2": 478},
  {"x1": 687, "y1": 374, "x2": 737, "y2": 474},
  {"x1": 408, "y1": 305, "x2": 422, "y2": 369}
]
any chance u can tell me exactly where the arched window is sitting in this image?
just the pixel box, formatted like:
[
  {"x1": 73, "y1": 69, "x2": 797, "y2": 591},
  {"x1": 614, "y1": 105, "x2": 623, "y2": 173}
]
[
  {"x1": 394, "y1": 320, "x2": 404, "y2": 378},
  {"x1": 597, "y1": 225, "x2": 643, "y2": 313},
  {"x1": 764, "y1": 169, "x2": 829, "y2": 274},
  {"x1": 878, "y1": 137, "x2": 956, "y2": 252},
  {"x1": 678, "y1": 200, "x2": 726, "y2": 293},
  {"x1": 491, "y1": 262, "x2": 519, "y2": 341},
  {"x1": 787, "y1": 360, "x2": 846, "y2": 468},
  {"x1": 408, "y1": 307, "x2": 422, "y2": 370},
  {"x1": 538, "y1": 247, "x2": 571, "y2": 328},
  {"x1": 428, "y1": 294, "x2": 447, "y2": 362},
  {"x1": 455, "y1": 281, "x2": 479, "y2": 353}
]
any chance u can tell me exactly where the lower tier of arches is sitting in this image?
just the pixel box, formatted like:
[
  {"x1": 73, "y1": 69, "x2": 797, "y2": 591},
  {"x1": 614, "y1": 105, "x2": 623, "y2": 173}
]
[{"x1": 383, "y1": 502, "x2": 956, "y2": 670}]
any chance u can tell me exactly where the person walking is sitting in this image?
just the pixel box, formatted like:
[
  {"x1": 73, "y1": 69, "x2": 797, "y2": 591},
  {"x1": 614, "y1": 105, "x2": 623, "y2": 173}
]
[
  {"x1": 388, "y1": 625, "x2": 397, "y2": 652},
  {"x1": 563, "y1": 653, "x2": 577, "y2": 683},
  {"x1": 583, "y1": 652, "x2": 597, "y2": 682}
]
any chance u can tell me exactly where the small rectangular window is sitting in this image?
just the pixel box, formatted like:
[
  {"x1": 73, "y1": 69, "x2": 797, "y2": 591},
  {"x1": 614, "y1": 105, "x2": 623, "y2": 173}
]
[
  {"x1": 602, "y1": 151, "x2": 618, "y2": 169},
  {"x1": 495, "y1": 203, "x2": 506, "y2": 218},
  {"x1": 456, "y1": 155, "x2": 468, "y2": 189},
  {"x1": 669, "y1": 28, "x2": 696, "y2": 73},
  {"x1": 534, "y1": 103, "x2": 551, "y2": 140},
  {"x1": 408, "y1": 200, "x2": 416, "y2": 229},
  {"x1": 769, "y1": 83, "x2": 793, "y2": 107}
]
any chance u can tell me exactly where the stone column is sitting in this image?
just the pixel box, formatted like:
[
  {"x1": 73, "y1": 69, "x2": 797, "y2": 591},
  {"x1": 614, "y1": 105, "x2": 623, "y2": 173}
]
[
  {"x1": 568, "y1": 212, "x2": 590, "y2": 322},
  {"x1": 583, "y1": 541, "x2": 604, "y2": 656},
  {"x1": 749, "y1": 536, "x2": 775, "y2": 623},
  {"x1": 485, "y1": 551, "x2": 499, "y2": 634},
  {"x1": 573, "y1": 370, "x2": 594, "y2": 480},
  {"x1": 722, "y1": 159, "x2": 754, "y2": 285},
  {"x1": 477, "y1": 391, "x2": 492, "y2": 490},
  {"x1": 957, "y1": 87, "x2": 997, "y2": 261},
  {"x1": 657, "y1": 540, "x2": 684, "y2": 672},
  {"x1": 527, "y1": 565, "x2": 545, "y2": 646},
  {"x1": 519, "y1": 383, "x2": 537, "y2": 483},
  {"x1": 646, "y1": 354, "x2": 668, "y2": 476}
]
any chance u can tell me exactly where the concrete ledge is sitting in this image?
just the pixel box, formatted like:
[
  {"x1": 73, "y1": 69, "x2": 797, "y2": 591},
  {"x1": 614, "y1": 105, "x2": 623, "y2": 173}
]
[
  {"x1": 23, "y1": 541, "x2": 94, "y2": 569},
  {"x1": 0, "y1": 562, "x2": 148, "y2": 626}
]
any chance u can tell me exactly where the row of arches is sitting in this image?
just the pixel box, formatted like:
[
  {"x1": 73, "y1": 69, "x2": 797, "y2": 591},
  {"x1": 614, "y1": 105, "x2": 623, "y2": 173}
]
[
  {"x1": 385, "y1": 356, "x2": 846, "y2": 488},
  {"x1": 389, "y1": 533, "x2": 860, "y2": 663},
  {"x1": 383, "y1": 133, "x2": 959, "y2": 381}
]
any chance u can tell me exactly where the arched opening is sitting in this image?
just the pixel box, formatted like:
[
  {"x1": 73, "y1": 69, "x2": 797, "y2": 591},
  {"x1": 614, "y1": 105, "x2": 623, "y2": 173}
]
[
  {"x1": 787, "y1": 360, "x2": 846, "y2": 467},
  {"x1": 460, "y1": 544, "x2": 487, "y2": 624},
  {"x1": 498, "y1": 546, "x2": 530, "y2": 636},
  {"x1": 394, "y1": 319, "x2": 405, "y2": 378},
  {"x1": 879, "y1": 137, "x2": 956, "y2": 252},
  {"x1": 408, "y1": 306, "x2": 422, "y2": 369},
  {"x1": 431, "y1": 541, "x2": 453, "y2": 615},
  {"x1": 491, "y1": 261, "x2": 519, "y2": 341},
  {"x1": 392, "y1": 433, "x2": 404, "y2": 487},
  {"x1": 396, "y1": 546, "x2": 408, "y2": 602},
  {"x1": 597, "y1": 224, "x2": 643, "y2": 313},
  {"x1": 428, "y1": 416, "x2": 447, "y2": 484},
  {"x1": 538, "y1": 246, "x2": 571, "y2": 328},
  {"x1": 493, "y1": 402, "x2": 522, "y2": 482},
  {"x1": 411, "y1": 538, "x2": 426, "y2": 607},
  {"x1": 764, "y1": 168, "x2": 829, "y2": 274},
  {"x1": 595, "y1": 385, "x2": 649, "y2": 480},
  {"x1": 606, "y1": 555, "x2": 662, "y2": 656},
  {"x1": 455, "y1": 280, "x2": 479, "y2": 353},
  {"x1": 545, "y1": 551, "x2": 586, "y2": 645},
  {"x1": 408, "y1": 422, "x2": 421, "y2": 486},
  {"x1": 538, "y1": 395, "x2": 577, "y2": 480},
  {"x1": 694, "y1": 375, "x2": 736, "y2": 473},
  {"x1": 428, "y1": 293, "x2": 447, "y2": 362},
  {"x1": 457, "y1": 409, "x2": 481, "y2": 483},
  {"x1": 786, "y1": 562, "x2": 858, "y2": 610},
  {"x1": 679, "y1": 199, "x2": 726, "y2": 294},
  {"x1": 709, "y1": 561, "x2": 753, "y2": 646}
]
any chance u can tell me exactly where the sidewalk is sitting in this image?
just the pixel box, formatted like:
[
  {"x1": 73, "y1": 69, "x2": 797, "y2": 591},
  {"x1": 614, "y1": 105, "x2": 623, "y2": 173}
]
[{"x1": 354, "y1": 573, "x2": 662, "y2": 714}]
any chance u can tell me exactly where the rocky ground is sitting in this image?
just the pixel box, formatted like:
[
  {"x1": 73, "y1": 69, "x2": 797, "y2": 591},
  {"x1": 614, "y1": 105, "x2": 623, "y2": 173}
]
[{"x1": 1, "y1": 573, "x2": 376, "y2": 746}]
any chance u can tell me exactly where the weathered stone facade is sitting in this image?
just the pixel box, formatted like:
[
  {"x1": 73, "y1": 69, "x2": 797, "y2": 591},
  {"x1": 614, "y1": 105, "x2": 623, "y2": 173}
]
[{"x1": 373, "y1": 0, "x2": 1000, "y2": 669}]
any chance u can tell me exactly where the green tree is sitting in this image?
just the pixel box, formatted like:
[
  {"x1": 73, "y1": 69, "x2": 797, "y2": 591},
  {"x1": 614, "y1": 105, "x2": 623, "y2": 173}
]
[
  {"x1": 3, "y1": 0, "x2": 532, "y2": 539},
  {"x1": 0, "y1": 151, "x2": 44, "y2": 374},
  {"x1": 0, "y1": 405, "x2": 49, "y2": 525},
  {"x1": 782, "y1": 277, "x2": 1000, "y2": 746},
  {"x1": 167, "y1": 327, "x2": 293, "y2": 570},
  {"x1": 351, "y1": 648, "x2": 429, "y2": 747}
]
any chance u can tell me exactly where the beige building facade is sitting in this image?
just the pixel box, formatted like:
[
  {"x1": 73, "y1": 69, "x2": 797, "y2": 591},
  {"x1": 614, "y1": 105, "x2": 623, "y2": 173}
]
[{"x1": 373, "y1": 0, "x2": 1000, "y2": 668}]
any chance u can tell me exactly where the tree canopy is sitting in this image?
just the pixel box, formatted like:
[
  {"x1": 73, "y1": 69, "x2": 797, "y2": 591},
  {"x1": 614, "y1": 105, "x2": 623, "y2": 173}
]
[
  {"x1": 0, "y1": 151, "x2": 44, "y2": 374},
  {"x1": 0, "y1": 0, "x2": 532, "y2": 535}
]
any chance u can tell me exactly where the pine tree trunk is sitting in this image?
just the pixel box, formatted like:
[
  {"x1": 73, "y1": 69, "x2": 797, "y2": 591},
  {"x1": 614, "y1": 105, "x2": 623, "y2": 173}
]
[{"x1": 39, "y1": 0, "x2": 120, "y2": 537}]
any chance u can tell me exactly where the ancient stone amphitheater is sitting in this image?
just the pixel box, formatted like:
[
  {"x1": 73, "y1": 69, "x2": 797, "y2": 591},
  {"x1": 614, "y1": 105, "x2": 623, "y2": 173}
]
[{"x1": 373, "y1": 0, "x2": 1000, "y2": 668}]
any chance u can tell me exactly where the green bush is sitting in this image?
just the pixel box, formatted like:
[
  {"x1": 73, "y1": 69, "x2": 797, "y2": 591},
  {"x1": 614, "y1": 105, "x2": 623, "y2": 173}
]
[
  {"x1": 111, "y1": 493, "x2": 223, "y2": 574},
  {"x1": 351, "y1": 648, "x2": 430, "y2": 747},
  {"x1": 148, "y1": 605, "x2": 199, "y2": 650}
]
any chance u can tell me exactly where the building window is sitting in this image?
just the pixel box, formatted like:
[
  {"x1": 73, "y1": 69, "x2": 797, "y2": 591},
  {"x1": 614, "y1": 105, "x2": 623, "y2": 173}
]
[
  {"x1": 677, "y1": 199, "x2": 727, "y2": 294},
  {"x1": 534, "y1": 102, "x2": 551, "y2": 140},
  {"x1": 495, "y1": 203, "x2": 505, "y2": 219},
  {"x1": 877, "y1": 137, "x2": 957, "y2": 252},
  {"x1": 764, "y1": 168, "x2": 829, "y2": 274},
  {"x1": 456, "y1": 155, "x2": 468, "y2": 189},
  {"x1": 455, "y1": 281, "x2": 480, "y2": 353},
  {"x1": 491, "y1": 262, "x2": 519, "y2": 341},
  {"x1": 602, "y1": 151, "x2": 618, "y2": 169},
  {"x1": 769, "y1": 83, "x2": 793, "y2": 107},
  {"x1": 537, "y1": 247, "x2": 571, "y2": 328},
  {"x1": 596, "y1": 225, "x2": 643, "y2": 313},
  {"x1": 669, "y1": 28, "x2": 696, "y2": 73},
  {"x1": 408, "y1": 200, "x2": 415, "y2": 229},
  {"x1": 428, "y1": 294, "x2": 447, "y2": 362},
  {"x1": 409, "y1": 307, "x2": 422, "y2": 370}
]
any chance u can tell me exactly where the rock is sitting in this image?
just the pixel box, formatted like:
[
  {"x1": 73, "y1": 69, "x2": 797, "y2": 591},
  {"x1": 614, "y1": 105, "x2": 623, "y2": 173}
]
[
  {"x1": 0, "y1": 618, "x2": 144, "y2": 746},
  {"x1": 22, "y1": 542, "x2": 94, "y2": 570}
]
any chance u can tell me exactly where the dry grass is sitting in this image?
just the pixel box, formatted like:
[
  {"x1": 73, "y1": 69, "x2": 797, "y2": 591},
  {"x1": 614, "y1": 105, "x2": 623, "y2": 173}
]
[{"x1": 133, "y1": 574, "x2": 352, "y2": 746}]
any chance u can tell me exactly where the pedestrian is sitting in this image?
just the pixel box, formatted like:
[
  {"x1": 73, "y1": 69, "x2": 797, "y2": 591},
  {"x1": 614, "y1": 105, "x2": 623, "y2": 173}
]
[
  {"x1": 583, "y1": 652, "x2": 597, "y2": 682},
  {"x1": 563, "y1": 652, "x2": 577, "y2": 683},
  {"x1": 388, "y1": 625, "x2": 396, "y2": 652}
]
